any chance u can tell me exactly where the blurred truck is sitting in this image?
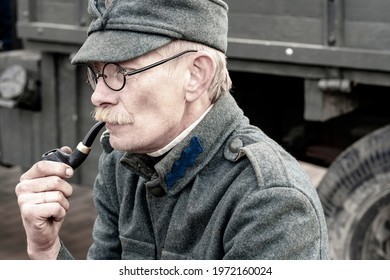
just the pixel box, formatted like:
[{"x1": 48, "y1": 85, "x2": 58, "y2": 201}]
[{"x1": 1, "y1": 0, "x2": 390, "y2": 259}]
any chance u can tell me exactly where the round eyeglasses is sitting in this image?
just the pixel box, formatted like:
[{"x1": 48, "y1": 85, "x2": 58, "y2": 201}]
[{"x1": 86, "y1": 50, "x2": 198, "y2": 91}]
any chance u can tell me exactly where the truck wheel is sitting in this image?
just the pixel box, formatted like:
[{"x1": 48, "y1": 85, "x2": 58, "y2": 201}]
[{"x1": 317, "y1": 124, "x2": 390, "y2": 259}]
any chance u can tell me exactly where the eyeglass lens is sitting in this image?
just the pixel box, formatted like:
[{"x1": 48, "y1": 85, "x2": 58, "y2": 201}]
[
  {"x1": 86, "y1": 67, "x2": 97, "y2": 90},
  {"x1": 86, "y1": 50, "x2": 198, "y2": 91},
  {"x1": 87, "y1": 63, "x2": 126, "y2": 91}
]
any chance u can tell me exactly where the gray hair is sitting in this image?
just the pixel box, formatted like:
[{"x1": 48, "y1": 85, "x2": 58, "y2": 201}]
[{"x1": 157, "y1": 40, "x2": 232, "y2": 103}]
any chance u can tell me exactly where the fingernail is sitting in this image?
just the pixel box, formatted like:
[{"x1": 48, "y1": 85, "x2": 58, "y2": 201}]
[{"x1": 65, "y1": 168, "x2": 74, "y2": 177}]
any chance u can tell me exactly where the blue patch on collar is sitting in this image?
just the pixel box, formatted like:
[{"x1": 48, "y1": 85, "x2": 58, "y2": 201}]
[{"x1": 165, "y1": 136, "x2": 204, "y2": 189}]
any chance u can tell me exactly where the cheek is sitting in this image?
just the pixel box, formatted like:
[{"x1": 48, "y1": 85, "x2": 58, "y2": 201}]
[
  {"x1": 129, "y1": 77, "x2": 184, "y2": 113},
  {"x1": 120, "y1": 72, "x2": 187, "y2": 130}
]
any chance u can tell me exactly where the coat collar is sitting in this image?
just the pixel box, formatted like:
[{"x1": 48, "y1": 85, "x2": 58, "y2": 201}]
[{"x1": 120, "y1": 93, "x2": 247, "y2": 195}]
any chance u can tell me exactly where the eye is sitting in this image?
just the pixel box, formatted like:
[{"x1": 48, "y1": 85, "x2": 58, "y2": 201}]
[
  {"x1": 112, "y1": 65, "x2": 126, "y2": 79},
  {"x1": 121, "y1": 68, "x2": 139, "y2": 80},
  {"x1": 117, "y1": 62, "x2": 138, "y2": 75}
]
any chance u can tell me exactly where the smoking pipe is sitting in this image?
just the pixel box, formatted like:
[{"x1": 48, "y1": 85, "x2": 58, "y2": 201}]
[{"x1": 42, "y1": 121, "x2": 105, "y2": 169}]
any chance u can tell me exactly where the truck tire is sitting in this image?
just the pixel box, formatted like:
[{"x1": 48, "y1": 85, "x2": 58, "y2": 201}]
[{"x1": 317, "y1": 124, "x2": 390, "y2": 259}]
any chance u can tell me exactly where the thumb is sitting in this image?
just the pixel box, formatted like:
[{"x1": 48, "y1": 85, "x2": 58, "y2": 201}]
[{"x1": 60, "y1": 146, "x2": 73, "y2": 154}]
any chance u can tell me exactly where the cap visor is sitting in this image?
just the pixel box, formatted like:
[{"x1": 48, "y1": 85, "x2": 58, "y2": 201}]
[{"x1": 71, "y1": 30, "x2": 172, "y2": 64}]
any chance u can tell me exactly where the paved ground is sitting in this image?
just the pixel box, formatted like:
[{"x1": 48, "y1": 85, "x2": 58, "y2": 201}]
[
  {"x1": 0, "y1": 165, "x2": 96, "y2": 260},
  {"x1": 0, "y1": 162, "x2": 326, "y2": 260}
]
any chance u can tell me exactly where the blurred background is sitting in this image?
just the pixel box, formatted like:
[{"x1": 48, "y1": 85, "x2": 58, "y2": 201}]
[
  {"x1": 1, "y1": 0, "x2": 390, "y2": 260},
  {"x1": 0, "y1": 0, "x2": 99, "y2": 260}
]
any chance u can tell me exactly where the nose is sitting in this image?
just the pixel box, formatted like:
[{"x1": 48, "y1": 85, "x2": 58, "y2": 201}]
[{"x1": 90, "y1": 80, "x2": 117, "y2": 107}]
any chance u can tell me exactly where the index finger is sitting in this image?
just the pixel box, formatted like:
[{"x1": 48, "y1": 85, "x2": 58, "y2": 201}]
[{"x1": 20, "y1": 160, "x2": 74, "y2": 182}]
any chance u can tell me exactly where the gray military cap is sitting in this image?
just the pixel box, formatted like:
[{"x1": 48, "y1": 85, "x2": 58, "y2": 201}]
[{"x1": 71, "y1": 0, "x2": 229, "y2": 64}]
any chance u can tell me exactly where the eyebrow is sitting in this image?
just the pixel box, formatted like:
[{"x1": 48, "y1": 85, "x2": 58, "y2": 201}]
[{"x1": 90, "y1": 62, "x2": 104, "y2": 71}]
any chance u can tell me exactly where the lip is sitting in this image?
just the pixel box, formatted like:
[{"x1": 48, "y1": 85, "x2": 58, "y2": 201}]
[
  {"x1": 104, "y1": 122, "x2": 130, "y2": 133},
  {"x1": 104, "y1": 123, "x2": 118, "y2": 130}
]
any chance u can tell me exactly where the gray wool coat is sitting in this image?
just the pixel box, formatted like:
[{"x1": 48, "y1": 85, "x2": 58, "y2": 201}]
[{"x1": 58, "y1": 93, "x2": 329, "y2": 260}]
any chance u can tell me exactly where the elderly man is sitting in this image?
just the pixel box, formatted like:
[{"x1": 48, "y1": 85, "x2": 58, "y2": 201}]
[{"x1": 15, "y1": 0, "x2": 329, "y2": 260}]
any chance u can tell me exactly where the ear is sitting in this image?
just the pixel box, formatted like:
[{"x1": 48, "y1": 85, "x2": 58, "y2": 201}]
[{"x1": 185, "y1": 52, "x2": 216, "y2": 102}]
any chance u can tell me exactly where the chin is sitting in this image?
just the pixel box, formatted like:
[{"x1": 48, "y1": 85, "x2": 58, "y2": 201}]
[
  {"x1": 109, "y1": 138, "x2": 138, "y2": 153},
  {"x1": 109, "y1": 137, "x2": 124, "y2": 151}
]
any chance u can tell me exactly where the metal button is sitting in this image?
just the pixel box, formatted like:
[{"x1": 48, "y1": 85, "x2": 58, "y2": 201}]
[
  {"x1": 229, "y1": 138, "x2": 243, "y2": 153},
  {"x1": 150, "y1": 186, "x2": 166, "y2": 197}
]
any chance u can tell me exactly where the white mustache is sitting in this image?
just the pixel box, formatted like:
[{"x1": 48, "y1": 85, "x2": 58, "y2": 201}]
[{"x1": 92, "y1": 107, "x2": 134, "y2": 125}]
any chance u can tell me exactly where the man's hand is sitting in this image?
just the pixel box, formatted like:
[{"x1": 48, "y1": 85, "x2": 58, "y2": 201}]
[{"x1": 15, "y1": 147, "x2": 74, "y2": 259}]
